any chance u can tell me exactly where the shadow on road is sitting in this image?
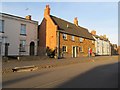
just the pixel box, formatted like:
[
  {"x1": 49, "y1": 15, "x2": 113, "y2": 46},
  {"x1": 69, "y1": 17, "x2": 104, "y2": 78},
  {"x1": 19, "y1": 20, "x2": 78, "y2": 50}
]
[
  {"x1": 55, "y1": 62, "x2": 119, "y2": 88},
  {"x1": 2, "y1": 70, "x2": 52, "y2": 87}
]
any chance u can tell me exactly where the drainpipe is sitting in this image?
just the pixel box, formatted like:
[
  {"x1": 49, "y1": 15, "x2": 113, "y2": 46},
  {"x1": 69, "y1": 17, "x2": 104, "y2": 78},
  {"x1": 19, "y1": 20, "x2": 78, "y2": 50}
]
[{"x1": 57, "y1": 31, "x2": 60, "y2": 59}]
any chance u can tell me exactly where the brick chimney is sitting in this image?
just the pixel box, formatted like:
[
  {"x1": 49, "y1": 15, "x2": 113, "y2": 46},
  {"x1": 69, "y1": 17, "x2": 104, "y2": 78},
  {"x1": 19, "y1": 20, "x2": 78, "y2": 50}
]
[
  {"x1": 25, "y1": 15, "x2": 31, "y2": 20},
  {"x1": 74, "y1": 17, "x2": 78, "y2": 26},
  {"x1": 91, "y1": 30, "x2": 96, "y2": 35},
  {"x1": 44, "y1": 5, "x2": 50, "y2": 17}
]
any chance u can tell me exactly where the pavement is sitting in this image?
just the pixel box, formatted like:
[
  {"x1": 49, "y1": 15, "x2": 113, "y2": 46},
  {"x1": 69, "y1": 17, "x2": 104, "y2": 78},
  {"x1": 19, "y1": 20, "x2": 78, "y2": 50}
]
[{"x1": 2, "y1": 55, "x2": 118, "y2": 74}]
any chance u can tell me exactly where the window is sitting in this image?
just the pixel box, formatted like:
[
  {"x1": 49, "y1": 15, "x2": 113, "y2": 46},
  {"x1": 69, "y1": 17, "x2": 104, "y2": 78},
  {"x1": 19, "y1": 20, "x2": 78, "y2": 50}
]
[
  {"x1": 19, "y1": 40, "x2": 26, "y2": 52},
  {"x1": 20, "y1": 24, "x2": 26, "y2": 35},
  {"x1": 79, "y1": 38, "x2": 83, "y2": 42},
  {"x1": 62, "y1": 46, "x2": 67, "y2": 52},
  {"x1": 0, "y1": 20, "x2": 4, "y2": 33},
  {"x1": 79, "y1": 47, "x2": 83, "y2": 52},
  {"x1": 92, "y1": 40, "x2": 94, "y2": 44},
  {"x1": 71, "y1": 36, "x2": 74, "y2": 41},
  {"x1": 92, "y1": 48, "x2": 94, "y2": 52},
  {"x1": 63, "y1": 33, "x2": 67, "y2": 40}
]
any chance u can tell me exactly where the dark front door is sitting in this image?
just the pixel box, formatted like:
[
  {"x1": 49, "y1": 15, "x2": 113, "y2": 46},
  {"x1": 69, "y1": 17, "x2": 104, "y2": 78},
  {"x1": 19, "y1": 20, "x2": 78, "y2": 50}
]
[
  {"x1": 30, "y1": 42, "x2": 35, "y2": 56},
  {"x1": 5, "y1": 43, "x2": 9, "y2": 57},
  {"x1": 73, "y1": 47, "x2": 75, "y2": 58}
]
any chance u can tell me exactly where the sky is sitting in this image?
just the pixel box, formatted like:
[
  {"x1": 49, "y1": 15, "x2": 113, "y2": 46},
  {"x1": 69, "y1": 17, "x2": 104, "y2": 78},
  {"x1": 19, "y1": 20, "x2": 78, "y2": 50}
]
[{"x1": 1, "y1": 2, "x2": 118, "y2": 45}]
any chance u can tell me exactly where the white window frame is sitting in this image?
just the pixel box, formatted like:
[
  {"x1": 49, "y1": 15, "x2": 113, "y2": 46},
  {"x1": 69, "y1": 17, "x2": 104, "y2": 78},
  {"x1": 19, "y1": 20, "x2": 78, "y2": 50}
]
[
  {"x1": 79, "y1": 37, "x2": 83, "y2": 42},
  {"x1": 19, "y1": 40, "x2": 26, "y2": 52},
  {"x1": 0, "y1": 20, "x2": 4, "y2": 33},
  {"x1": 71, "y1": 36, "x2": 75, "y2": 41},
  {"x1": 79, "y1": 46, "x2": 83, "y2": 52},
  {"x1": 92, "y1": 40, "x2": 94, "y2": 44},
  {"x1": 20, "y1": 24, "x2": 26, "y2": 35},
  {"x1": 63, "y1": 33, "x2": 67, "y2": 40},
  {"x1": 62, "y1": 46, "x2": 67, "y2": 52}
]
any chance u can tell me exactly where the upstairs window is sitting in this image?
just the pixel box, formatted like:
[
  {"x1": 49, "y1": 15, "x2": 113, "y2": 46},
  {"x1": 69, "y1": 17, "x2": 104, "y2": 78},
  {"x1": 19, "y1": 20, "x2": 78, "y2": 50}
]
[
  {"x1": 62, "y1": 46, "x2": 67, "y2": 52},
  {"x1": 63, "y1": 33, "x2": 67, "y2": 40},
  {"x1": 20, "y1": 24, "x2": 26, "y2": 35},
  {"x1": 79, "y1": 38, "x2": 83, "y2": 42},
  {"x1": 0, "y1": 20, "x2": 4, "y2": 33},
  {"x1": 71, "y1": 36, "x2": 75, "y2": 41},
  {"x1": 19, "y1": 40, "x2": 26, "y2": 52}
]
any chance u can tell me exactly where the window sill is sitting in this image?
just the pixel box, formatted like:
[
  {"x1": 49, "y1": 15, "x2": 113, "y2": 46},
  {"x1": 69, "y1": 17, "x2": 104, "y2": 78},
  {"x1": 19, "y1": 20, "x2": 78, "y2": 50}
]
[
  {"x1": 63, "y1": 39, "x2": 67, "y2": 41},
  {"x1": 19, "y1": 51, "x2": 26, "y2": 52},
  {"x1": 71, "y1": 40, "x2": 75, "y2": 42},
  {"x1": 80, "y1": 51, "x2": 84, "y2": 53},
  {"x1": 0, "y1": 31, "x2": 4, "y2": 33},
  {"x1": 20, "y1": 34, "x2": 27, "y2": 36}
]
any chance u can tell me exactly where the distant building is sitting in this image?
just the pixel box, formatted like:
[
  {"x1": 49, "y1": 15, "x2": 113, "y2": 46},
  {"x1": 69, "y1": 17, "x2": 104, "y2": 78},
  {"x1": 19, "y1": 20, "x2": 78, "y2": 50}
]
[
  {"x1": 91, "y1": 30, "x2": 111, "y2": 56},
  {"x1": 117, "y1": 46, "x2": 120, "y2": 55},
  {"x1": 38, "y1": 5, "x2": 95, "y2": 58},
  {"x1": 0, "y1": 13, "x2": 38, "y2": 56},
  {"x1": 111, "y1": 44, "x2": 118, "y2": 55}
]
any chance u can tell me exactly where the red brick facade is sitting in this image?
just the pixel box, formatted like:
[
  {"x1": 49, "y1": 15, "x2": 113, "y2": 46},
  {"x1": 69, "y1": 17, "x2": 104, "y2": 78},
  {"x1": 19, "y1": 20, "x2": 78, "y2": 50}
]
[{"x1": 38, "y1": 5, "x2": 95, "y2": 58}]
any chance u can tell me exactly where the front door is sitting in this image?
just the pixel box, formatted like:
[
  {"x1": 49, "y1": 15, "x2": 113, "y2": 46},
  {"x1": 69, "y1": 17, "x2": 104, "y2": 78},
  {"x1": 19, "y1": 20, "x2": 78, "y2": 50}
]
[
  {"x1": 30, "y1": 42, "x2": 35, "y2": 56},
  {"x1": 5, "y1": 43, "x2": 9, "y2": 57},
  {"x1": 72, "y1": 46, "x2": 76, "y2": 58}
]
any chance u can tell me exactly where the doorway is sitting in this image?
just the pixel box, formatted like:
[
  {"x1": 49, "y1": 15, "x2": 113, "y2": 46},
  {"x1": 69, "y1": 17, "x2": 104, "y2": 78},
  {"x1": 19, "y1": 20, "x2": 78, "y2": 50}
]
[
  {"x1": 30, "y1": 42, "x2": 35, "y2": 56},
  {"x1": 5, "y1": 43, "x2": 9, "y2": 57},
  {"x1": 72, "y1": 46, "x2": 77, "y2": 58}
]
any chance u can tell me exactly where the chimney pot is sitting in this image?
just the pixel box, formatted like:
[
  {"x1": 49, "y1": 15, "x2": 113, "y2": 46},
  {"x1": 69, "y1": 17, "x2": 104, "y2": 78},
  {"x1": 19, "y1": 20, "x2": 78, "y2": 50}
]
[
  {"x1": 25, "y1": 15, "x2": 31, "y2": 20},
  {"x1": 91, "y1": 30, "x2": 96, "y2": 35}
]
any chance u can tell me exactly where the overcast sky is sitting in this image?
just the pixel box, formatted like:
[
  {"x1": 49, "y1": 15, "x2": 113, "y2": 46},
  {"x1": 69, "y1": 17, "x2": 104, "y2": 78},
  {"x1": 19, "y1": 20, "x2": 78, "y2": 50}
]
[{"x1": 1, "y1": 2, "x2": 118, "y2": 45}]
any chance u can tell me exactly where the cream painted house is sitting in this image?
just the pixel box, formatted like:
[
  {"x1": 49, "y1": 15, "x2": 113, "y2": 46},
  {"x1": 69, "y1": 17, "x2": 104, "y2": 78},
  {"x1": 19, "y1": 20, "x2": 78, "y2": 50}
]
[
  {"x1": 0, "y1": 13, "x2": 38, "y2": 56},
  {"x1": 91, "y1": 30, "x2": 111, "y2": 56}
]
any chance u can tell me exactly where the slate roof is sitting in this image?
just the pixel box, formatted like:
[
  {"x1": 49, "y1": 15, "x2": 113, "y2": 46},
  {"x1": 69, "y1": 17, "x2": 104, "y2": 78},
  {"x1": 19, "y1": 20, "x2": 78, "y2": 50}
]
[
  {"x1": 93, "y1": 34, "x2": 109, "y2": 41},
  {"x1": 50, "y1": 15, "x2": 95, "y2": 40},
  {"x1": 1, "y1": 13, "x2": 38, "y2": 24}
]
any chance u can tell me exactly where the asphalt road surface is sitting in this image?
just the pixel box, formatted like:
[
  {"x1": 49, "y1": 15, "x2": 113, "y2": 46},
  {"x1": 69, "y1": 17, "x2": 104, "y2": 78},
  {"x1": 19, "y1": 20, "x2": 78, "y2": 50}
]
[{"x1": 2, "y1": 56, "x2": 118, "y2": 88}]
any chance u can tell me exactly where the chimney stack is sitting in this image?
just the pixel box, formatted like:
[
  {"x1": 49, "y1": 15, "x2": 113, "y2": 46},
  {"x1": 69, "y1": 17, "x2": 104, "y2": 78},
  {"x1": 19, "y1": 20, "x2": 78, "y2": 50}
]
[
  {"x1": 25, "y1": 15, "x2": 31, "y2": 20},
  {"x1": 91, "y1": 30, "x2": 96, "y2": 35},
  {"x1": 74, "y1": 17, "x2": 78, "y2": 26},
  {"x1": 44, "y1": 5, "x2": 50, "y2": 17}
]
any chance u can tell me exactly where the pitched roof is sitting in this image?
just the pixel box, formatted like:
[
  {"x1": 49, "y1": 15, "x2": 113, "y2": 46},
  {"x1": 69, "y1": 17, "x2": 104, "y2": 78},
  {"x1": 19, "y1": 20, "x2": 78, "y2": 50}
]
[
  {"x1": 50, "y1": 15, "x2": 94, "y2": 40},
  {"x1": 1, "y1": 13, "x2": 38, "y2": 24},
  {"x1": 93, "y1": 34, "x2": 109, "y2": 41}
]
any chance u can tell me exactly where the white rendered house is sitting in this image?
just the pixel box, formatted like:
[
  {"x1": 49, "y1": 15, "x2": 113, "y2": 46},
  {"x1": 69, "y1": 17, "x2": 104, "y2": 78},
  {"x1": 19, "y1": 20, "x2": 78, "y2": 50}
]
[
  {"x1": 91, "y1": 30, "x2": 111, "y2": 56},
  {"x1": 0, "y1": 13, "x2": 38, "y2": 56}
]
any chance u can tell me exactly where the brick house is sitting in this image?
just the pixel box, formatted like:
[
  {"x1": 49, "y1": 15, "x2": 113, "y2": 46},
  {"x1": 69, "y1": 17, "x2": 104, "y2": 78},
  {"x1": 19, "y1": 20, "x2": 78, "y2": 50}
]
[{"x1": 38, "y1": 5, "x2": 95, "y2": 58}]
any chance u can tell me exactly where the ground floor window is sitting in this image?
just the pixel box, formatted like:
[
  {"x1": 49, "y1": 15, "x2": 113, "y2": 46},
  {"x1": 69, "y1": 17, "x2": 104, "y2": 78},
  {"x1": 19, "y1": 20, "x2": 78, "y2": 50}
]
[
  {"x1": 79, "y1": 46, "x2": 83, "y2": 52},
  {"x1": 19, "y1": 40, "x2": 26, "y2": 52},
  {"x1": 62, "y1": 46, "x2": 67, "y2": 52}
]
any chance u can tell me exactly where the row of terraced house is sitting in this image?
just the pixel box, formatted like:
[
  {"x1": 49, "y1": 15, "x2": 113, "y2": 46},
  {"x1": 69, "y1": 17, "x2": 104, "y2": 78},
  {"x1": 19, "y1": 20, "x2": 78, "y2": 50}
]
[{"x1": 0, "y1": 5, "x2": 116, "y2": 59}]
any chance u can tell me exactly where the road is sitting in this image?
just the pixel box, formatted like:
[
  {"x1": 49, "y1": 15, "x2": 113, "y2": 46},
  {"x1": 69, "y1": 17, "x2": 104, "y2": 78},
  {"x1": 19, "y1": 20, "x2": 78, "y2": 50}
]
[{"x1": 2, "y1": 56, "x2": 118, "y2": 88}]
